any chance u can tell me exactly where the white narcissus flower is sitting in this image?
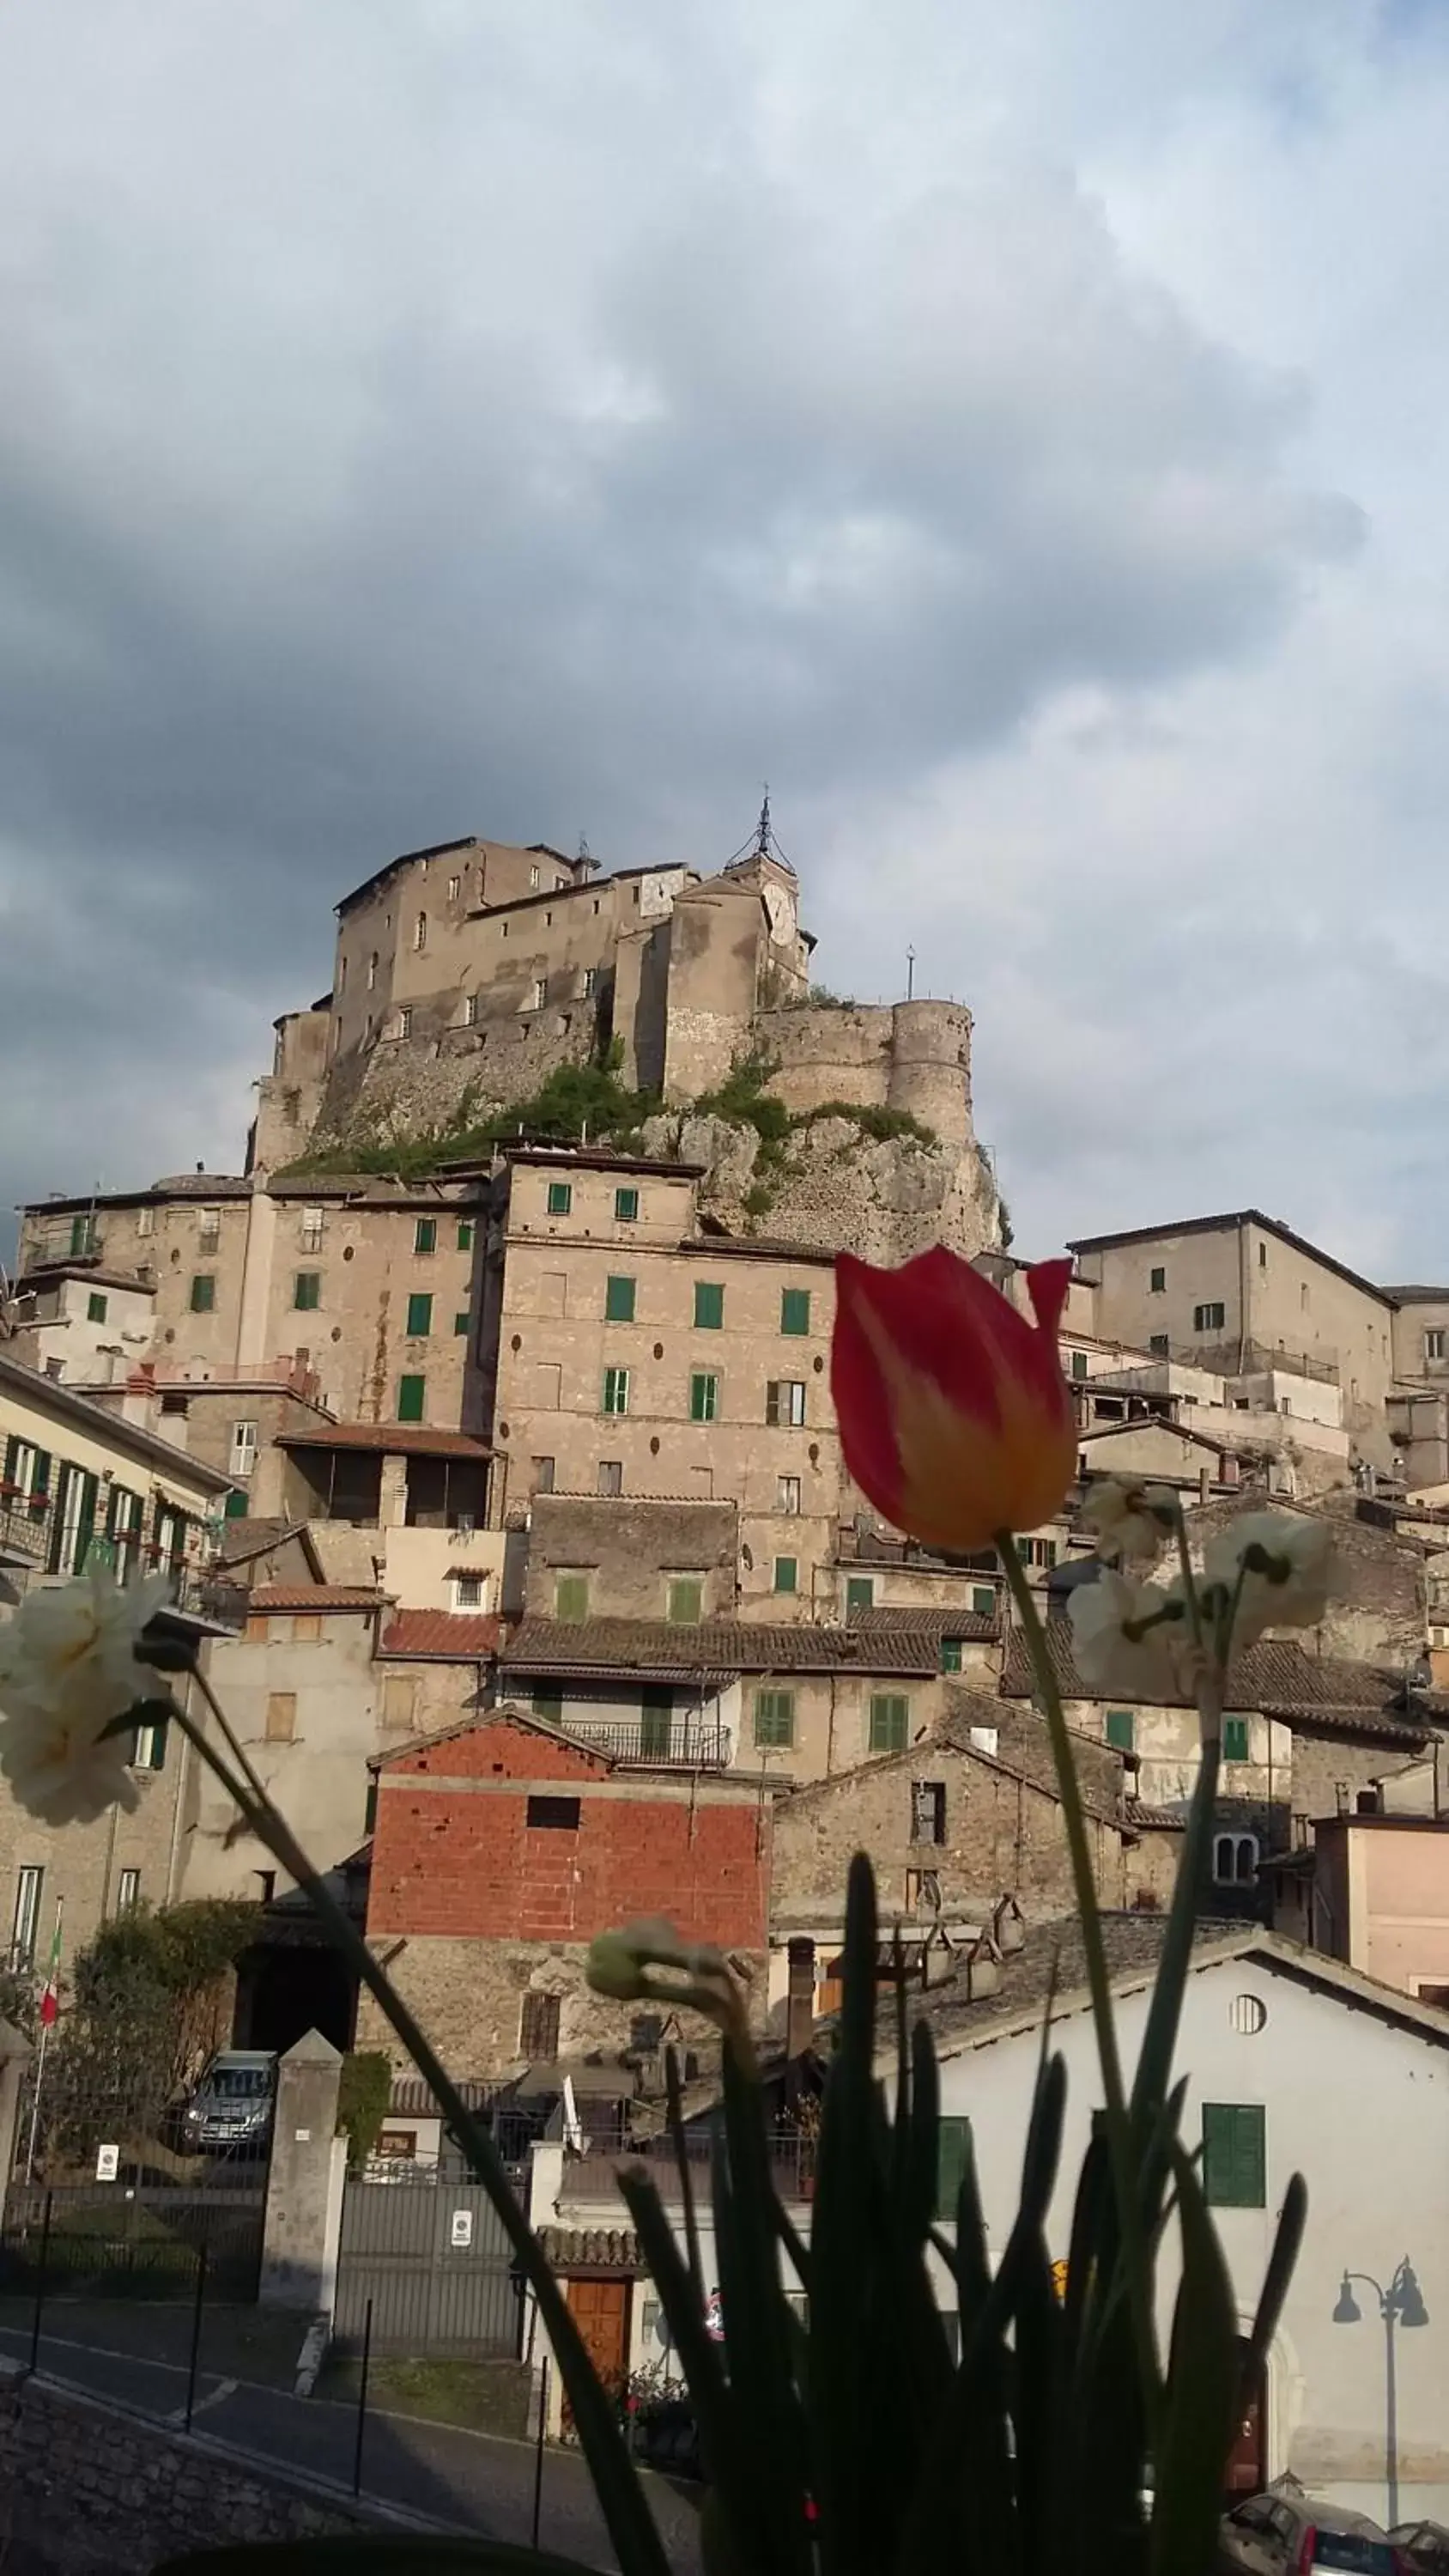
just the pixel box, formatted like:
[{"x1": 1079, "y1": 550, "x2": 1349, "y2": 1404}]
[
  {"x1": 1067, "y1": 1568, "x2": 1193, "y2": 1701},
  {"x1": 1078, "y1": 1479, "x2": 1179, "y2": 1568},
  {"x1": 0, "y1": 1567, "x2": 173, "y2": 1826},
  {"x1": 1204, "y1": 1512, "x2": 1331, "y2": 1643}
]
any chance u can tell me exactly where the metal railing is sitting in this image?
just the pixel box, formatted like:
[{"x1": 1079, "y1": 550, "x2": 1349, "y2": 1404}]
[
  {"x1": 0, "y1": 1490, "x2": 52, "y2": 1562},
  {"x1": 556, "y1": 1719, "x2": 731, "y2": 1769},
  {"x1": 565, "y1": 2126, "x2": 815, "y2": 2204}
]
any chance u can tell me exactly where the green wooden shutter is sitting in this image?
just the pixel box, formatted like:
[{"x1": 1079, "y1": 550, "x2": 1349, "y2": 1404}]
[
  {"x1": 1106, "y1": 1709, "x2": 1135, "y2": 1752},
  {"x1": 694, "y1": 1281, "x2": 724, "y2": 1328},
  {"x1": 453, "y1": 1310, "x2": 470, "y2": 1335},
  {"x1": 973, "y1": 1585, "x2": 997, "y2": 1616},
  {"x1": 614, "y1": 1188, "x2": 639, "y2": 1222},
  {"x1": 1223, "y1": 1717, "x2": 1250, "y2": 1763},
  {"x1": 689, "y1": 1373, "x2": 718, "y2": 1423},
  {"x1": 1202, "y1": 2104, "x2": 1265, "y2": 2208},
  {"x1": 74, "y1": 1472, "x2": 99, "y2": 1573},
  {"x1": 397, "y1": 1374, "x2": 426, "y2": 1422},
  {"x1": 555, "y1": 1575, "x2": 590, "y2": 1622},
  {"x1": 846, "y1": 1576, "x2": 875, "y2": 1615},
  {"x1": 640, "y1": 1689, "x2": 673, "y2": 1758},
  {"x1": 773, "y1": 1557, "x2": 798, "y2": 1595},
  {"x1": 940, "y1": 1637, "x2": 963, "y2": 1673},
  {"x1": 780, "y1": 1288, "x2": 810, "y2": 1336},
  {"x1": 405, "y1": 1292, "x2": 433, "y2": 1337},
  {"x1": 870, "y1": 1694, "x2": 908, "y2": 1753},
  {"x1": 937, "y1": 2115, "x2": 973, "y2": 2219},
  {"x1": 754, "y1": 1690, "x2": 795, "y2": 1748},
  {"x1": 605, "y1": 1276, "x2": 636, "y2": 1322},
  {"x1": 3, "y1": 1436, "x2": 17, "y2": 1491},
  {"x1": 457, "y1": 1220, "x2": 474, "y2": 1250},
  {"x1": 546, "y1": 1183, "x2": 572, "y2": 1217},
  {"x1": 415, "y1": 1217, "x2": 438, "y2": 1253}
]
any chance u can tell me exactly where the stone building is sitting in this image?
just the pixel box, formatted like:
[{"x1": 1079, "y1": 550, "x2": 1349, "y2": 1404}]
[
  {"x1": 1070, "y1": 1210, "x2": 1397, "y2": 1472},
  {"x1": 0, "y1": 1351, "x2": 233, "y2": 1969},
  {"x1": 358, "y1": 1706, "x2": 773, "y2": 2080}
]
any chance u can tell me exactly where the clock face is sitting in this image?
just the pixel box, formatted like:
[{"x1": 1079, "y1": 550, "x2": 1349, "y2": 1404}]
[{"x1": 762, "y1": 880, "x2": 795, "y2": 945}]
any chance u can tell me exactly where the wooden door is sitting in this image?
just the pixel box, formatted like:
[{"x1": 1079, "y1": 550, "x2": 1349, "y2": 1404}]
[
  {"x1": 563, "y1": 2277, "x2": 630, "y2": 2424},
  {"x1": 1225, "y1": 2345, "x2": 1267, "y2": 2494}
]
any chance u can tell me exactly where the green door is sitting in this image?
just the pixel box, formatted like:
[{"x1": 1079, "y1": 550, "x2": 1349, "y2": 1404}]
[{"x1": 640, "y1": 1689, "x2": 673, "y2": 1759}]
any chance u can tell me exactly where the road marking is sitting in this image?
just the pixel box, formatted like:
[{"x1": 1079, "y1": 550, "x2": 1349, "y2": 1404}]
[{"x1": 163, "y1": 2375, "x2": 238, "y2": 2427}]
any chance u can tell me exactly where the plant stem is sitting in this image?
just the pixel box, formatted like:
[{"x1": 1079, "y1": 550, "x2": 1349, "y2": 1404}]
[
  {"x1": 167, "y1": 1690, "x2": 670, "y2": 2576},
  {"x1": 995, "y1": 1532, "x2": 1165, "y2": 2446}
]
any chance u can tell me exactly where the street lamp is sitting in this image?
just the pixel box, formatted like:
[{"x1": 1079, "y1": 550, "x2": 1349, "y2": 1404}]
[{"x1": 1331, "y1": 2257, "x2": 1429, "y2": 2525}]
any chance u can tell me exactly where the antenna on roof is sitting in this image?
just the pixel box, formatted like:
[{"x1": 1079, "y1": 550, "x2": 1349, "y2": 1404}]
[
  {"x1": 727, "y1": 787, "x2": 793, "y2": 873},
  {"x1": 755, "y1": 786, "x2": 771, "y2": 860}
]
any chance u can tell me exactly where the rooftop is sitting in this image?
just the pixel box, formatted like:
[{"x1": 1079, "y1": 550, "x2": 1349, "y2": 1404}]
[
  {"x1": 277, "y1": 1422, "x2": 491, "y2": 1459},
  {"x1": 249, "y1": 1585, "x2": 383, "y2": 1613},
  {"x1": 0, "y1": 1350, "x2": 232, "y2": 1492},
  {"x1": 379, "y1": 1610, "x2": 503, "y2": 1659},
  {"x1": 1000, "y1": 1620, "x2": 1429, "y2": 1741},
  {"x1": 502, "y1": 1613, "x2": 961, "y2": 1680}
]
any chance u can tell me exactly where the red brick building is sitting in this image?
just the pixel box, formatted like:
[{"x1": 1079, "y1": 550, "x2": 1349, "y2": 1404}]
[{"x1": 359, "y1": 1707, "x2": 773, "y2": 2079}]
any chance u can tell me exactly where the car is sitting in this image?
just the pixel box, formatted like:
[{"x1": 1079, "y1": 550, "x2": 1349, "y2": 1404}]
[
  {"x1": 1389, "y1": 2527, "x2": 1449, "y2": 2575},
  {"x1": 1221, "y1": 2492, "x2": 1400, "y2": 2575},
  {"x1": 179, "y1": 2049, "x2": 277, "y2": 2155}
]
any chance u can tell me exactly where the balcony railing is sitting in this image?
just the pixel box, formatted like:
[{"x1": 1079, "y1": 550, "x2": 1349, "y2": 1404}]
[
  {"x1": 566, "y1": 2126, "x2": 815, "y2": 2205},
  {"x1": 0, "y1": 1490, "x2": 53, "y2": 1564},
  {"x1": 558, "y1": 1719, "x2": 731, "y2": 1769}
]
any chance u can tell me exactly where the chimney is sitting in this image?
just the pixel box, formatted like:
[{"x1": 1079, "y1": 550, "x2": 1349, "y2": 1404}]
[{"x1": 785, "y1": 1937, "x2": 815, "y2": 2061}]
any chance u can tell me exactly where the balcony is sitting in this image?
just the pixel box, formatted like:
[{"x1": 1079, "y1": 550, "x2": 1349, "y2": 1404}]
[
  {"x1": 565, "y1": 2126, "x2": 814, "y2": 2206},
  {"x1": 556, "y1": 1718, "x2": 731, "y2": 1768},
  {"x1": 0, "y1": 1488, "x2": 53, "y2": 1567}
]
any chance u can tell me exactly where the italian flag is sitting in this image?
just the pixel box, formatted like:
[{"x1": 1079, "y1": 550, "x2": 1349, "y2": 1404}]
[{"x1": 38, "y1": 1904, "x2": 62, "y2": 2029}]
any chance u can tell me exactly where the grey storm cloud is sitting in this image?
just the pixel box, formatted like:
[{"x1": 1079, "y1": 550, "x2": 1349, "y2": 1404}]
[{"x1": 0, "y1": 0, "x2": 1432, "y2": 1264}]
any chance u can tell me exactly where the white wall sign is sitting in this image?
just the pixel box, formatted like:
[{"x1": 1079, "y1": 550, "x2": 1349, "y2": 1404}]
[
  {"x1": 95, "y1": 2144, "x2": 119, "y2": 2183},
  {"x1": 451, "y1": 2208, "x2": 474, "y2": 2250}
]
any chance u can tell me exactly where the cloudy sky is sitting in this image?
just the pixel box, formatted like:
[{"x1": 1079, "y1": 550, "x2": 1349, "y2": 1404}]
[{"x1": 3, "y1": 2, "x2": 1447, "y2": 1277}]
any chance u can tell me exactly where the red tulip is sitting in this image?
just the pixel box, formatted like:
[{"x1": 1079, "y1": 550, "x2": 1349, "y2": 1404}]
[{"x1": 831, "y1": 1249, "x2": 1077, "y2": 1551}]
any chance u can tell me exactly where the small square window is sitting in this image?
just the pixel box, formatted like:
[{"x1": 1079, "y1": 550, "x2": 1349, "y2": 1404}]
[
  {"x1": 1149, "y1": 1333, "x2": 1170, "y2": 1358},
  {"x1": 605, "y1": 1275, "x2": 636, "y2": 1323},
  {"x1": 1427, "y1": 1331, "x2": 1446, "y2": 1364},
  {"x1": 447, "y1": 874, "x2": 461, "y2": 902},
  {"x1": 869, "y1": 1693, "x2": 908, "y2": 1753},
  {"x1": 1105, "y1": 1709, "x2": 1135, "y2": 1752},
  {"x1": 694, "y1": 1281, "x2": 724, "y2": 1330},
  {"x1": 767, "y1": 1380, "x2": 806, "y2": 1427},
  {"x1": 116, "y1": 1868, "x2": 141, "y2": 1914},
  {"x1": 555, "y1": 1575, "x2": 590, "y2": 1621},
  {"x1": 189, "y1": 1274, "x2": 215, "y2": 1314},
  {"x1": 520, "y1": 1990, "x2": 561, "y2": 2057},
  {"x1": 777, "y1": 1474, "x2": 801, "y2": 1515},
  {"x1": 1149, "y1": 1266, "x2": 1166, "y2": 1293},
  {"x1": 780, "y1": 1288, "x2": 811, "y2": 1336},
  {"x1": 454, "y1": 1310, "x2": 470, "y2": 1336},
  {"x1": 846, "y1": 1576, "x2": 875, "y2": 1616},
  {"x1": 414, "y1": 1217, "x2": 437, "y2": 1255},
  {"x1": 457, "y1": 1219, "x2": 474, "y2": 1251},
  {"x1": 754, "y1": 1689, "x2": 795, "y2": 1748},
  {"x1": 397, "y1": 1373, "x2": 426, "y2": 1423},
  {"x1": 86, "y1": 1292, "x2": 108, "y2": 1323},
  {"x1": 972, "y1": 1585, "x2": 996, "y2": 1618},
  {"x1": 667, "y1": 1577, "x2": 703, "y2": 1625},
  {"x1": 1070, "y1": 1350, "x2": 1088, "y2": 1380},
  {"x1": 453, "y1": 1573, "x2": 483, "y2": 1610},
  {"x1": 531, "y1": 1457, "x2": 555, "y2": 1494},
  {"x1": 1193, "y1": 1301, "x2": 1226, "y2": 1333},
  {"x1": 397, "y1": 1005, "x2": 413, "y2": 1040},
  {"x1": 526, "y1": 1795, "x2": 579, "y2": 1831},
  {"x1": 294, "y1": 1272, "x2": 321, "y2": 1311},
  {"x1": 940, "y1": 1637, "x2": 963, "y2": 1674},
  {"x1": 1258, "y1": 1242, "x2": 1269, "y2": 1269},
  {"x1": 597, "y1": 1461, "x2": 622, "y2": 1497},
  {"x1": 689, "y1": 1371, "x2": 718, "y2": 1424},
  {"x1": 405, "y1": 1291, "x2": 433, "y2": 1337},
  {"x1": 530, "y1": 978, "x2": 547, "y2": 1012},
  {"x1": 1223, "y1": 1716, "x2": 1250, "y2": 1763},
  {"x1": 547, "y1": 1182, "x2": 573, "y2": 1218},
  {"x1": 615, "y1": 1188, "x2": 639, "y2": 1223},
  {"x1": 773, "y1": 1556, "x2": 798, "y2": 1595},
  {"x1": 265, "y1": 1692, "x2": 297, "y2": 1743},
  {"x1": 912, "y1": 1781, "x2": 946, "y2": 1844},
  {"x1": 602, "y1": 1366, "x2": 629, "y2": 1417}
]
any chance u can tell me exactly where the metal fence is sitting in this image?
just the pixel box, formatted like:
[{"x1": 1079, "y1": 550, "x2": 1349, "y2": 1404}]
[
  {"x1": 0, "y1": 2174, "x2": 265, "y2": 2302},
  {"x1": 333, "y1": 2157, "x2": 524, "y2": 2356},
  {"x1": 564, "y1": 2125, "x2": 815, "y2": 2206}
]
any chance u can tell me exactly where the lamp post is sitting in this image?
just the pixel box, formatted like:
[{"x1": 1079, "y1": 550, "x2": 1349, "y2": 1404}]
[{"x1": 1331, "y1": 2257, "x2": 1429, "y2": 2526}]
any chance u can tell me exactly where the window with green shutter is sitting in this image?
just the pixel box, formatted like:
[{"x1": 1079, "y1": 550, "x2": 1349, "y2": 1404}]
[
  {"x1": 972, "y1": 1585, "x2": 997, "y2": 1617},
  {"x1": 602, "y1": 1366, "x2": 629, "y2": 1417},
  {"x1": 846, "y1": 1576, "x2": 875, "y2": 1616},
  {"x1": 457, "y1": 1219, "x2": 474, "y2": 1251},
  {"x1": 1105, "y1": 1709, "x2": 1135, "y2": 1752},
  {"x1": 1223, "y1": 1716, "x2": 1250, "y2": 1763},
  {"x1": 667, "y1": 1577, "x2": 702, "y2": 1625},
  {"x1": 754, "y1": 1689, "x2": 795, "y2": 1748},
  {"x1": 547, "y1": 1182, "x2": 573, "y2": 1217},
  {"x1": 224, "y1": 1489, "x2": 248, "y2": 1519},
  {"x1": 780, "y1": 1288, "x2": 810, "y2": 1336},
  {"x1": 773, "y1": 1556, "x2": 798, "y2": 1595},
  {"x1": 1201, "y1": 2103, "x2": 1265, "y2": 2208},
  {"x1": 640, "y1": 1689, "x2": 673, "y2": 1758},
  {"x1": 870, "y1": 1693, "x2": 909, "y2": 1753},
  {"x1": 689, "y1": 1372, "x2": 718, "y2": 1423},
  {"x1": 940, "y1": 1637, "x2": 963, "y2": 1674},
  {"x1": 397, "y1": 1373, "x2": 426, "y2": 1423},
  {"x1": 190, "y1": 1274, "x2": 215, "y2": 1313},
  {"x1": 555, "y1": 1576, "x2": 590, "y2": 1622},
  {"x1": 130, "y1": 1718, "x2": 167, "y2": 1773},
  {"x1": 454, "y1": 1311, "x2": 470, "y2": 1336},
  {"x1": 605, "y1": 1275, "x2": 636, "y2": 1323},
  {"x1": 615, "y1": 1187, "x2": 639, "y2": 1223},
  {"x1": 415, "y1": 1217, "x2": 437, "y2": 1254},
  {"x1": 293, "y1": 1272, "x2": 320, "y2": 1311},
  {"x1": 70, "y1": 1214, "x2": 97, "y2": 1258},
  {"x1": 87, "y1": 1292, "x2": 108, "y2": 1324},
  {"x1": 405, "y1": 1291, "x2": 433, "y2": 1337},
  {"x1": 694, "y1": 1280, "x2": 724, "y2": 1329},
  {"x1": 936, "y1": 2114, "x2": 973, "y2": 2219}
]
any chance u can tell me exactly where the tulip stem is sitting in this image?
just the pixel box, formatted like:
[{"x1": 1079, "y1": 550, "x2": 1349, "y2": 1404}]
[{"x1": 995, "y1": 1531, "x2": 1164, "y2": 2445}]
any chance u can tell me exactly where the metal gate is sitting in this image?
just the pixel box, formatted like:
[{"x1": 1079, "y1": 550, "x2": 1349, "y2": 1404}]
[
  {"x1": 0, "y1": 2172, "x2": 265, "y2": 2301},
  {"x1": 334, "y1": 2159, "x2": 521, "y2": 2355}
]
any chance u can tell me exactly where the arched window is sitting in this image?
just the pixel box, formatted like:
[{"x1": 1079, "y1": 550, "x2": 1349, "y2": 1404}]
[{"x1": 1213, "y1": 1832, "x2": 1259, "y2": 1887}]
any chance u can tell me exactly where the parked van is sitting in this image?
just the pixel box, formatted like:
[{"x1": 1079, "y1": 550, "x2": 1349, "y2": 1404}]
[{"x1": 179, "y1": 2050, "x2": 277, "y2": 2155}]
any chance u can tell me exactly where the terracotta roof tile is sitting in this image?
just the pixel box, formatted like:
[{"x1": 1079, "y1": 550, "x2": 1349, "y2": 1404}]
[
  {"x1": 278, "y1": 1423, "x2": 492, "y2": 1458},
  {"x1": 379, "y1": 1610, "x2": 503, "y2": 1659},
  {"x1": 537, "y1": 2226, "x2": 644, "y2": 2273},
  {"x1": 502, "y1": 1614, "x2": 949, "y2": 1679},
  {"x1": 1001, "y1": 1621, "x2": 1428, "y2": 1741}
]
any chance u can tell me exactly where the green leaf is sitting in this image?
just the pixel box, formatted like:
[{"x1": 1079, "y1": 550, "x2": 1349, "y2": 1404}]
[
  {"x1": 1130, "y1": 1739, "x2": 1222, "y2": 2148},
  {"x1": 1149, "y1": 2148, "x2": 1239, "y2": 2576}
]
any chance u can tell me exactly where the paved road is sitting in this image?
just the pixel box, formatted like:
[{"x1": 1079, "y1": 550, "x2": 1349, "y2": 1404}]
[{"x1": 0, "y1": 2320, "x2": 703, "y2": 2572}]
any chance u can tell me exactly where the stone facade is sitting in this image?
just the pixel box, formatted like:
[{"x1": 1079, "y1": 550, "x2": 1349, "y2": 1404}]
[{"x1": 524, "y1": 1492, "x2": 739, "y2": 1620}]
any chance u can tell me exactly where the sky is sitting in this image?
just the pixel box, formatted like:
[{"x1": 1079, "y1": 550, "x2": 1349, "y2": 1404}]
[{"x1": 3, "y1": 1, "x2": 1448, "y2": 1278}]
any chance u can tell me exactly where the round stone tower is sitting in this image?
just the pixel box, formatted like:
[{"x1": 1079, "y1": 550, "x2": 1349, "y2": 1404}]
[{"x1": 886, "y1": 1001, "x2": 973, "y2": 1153}]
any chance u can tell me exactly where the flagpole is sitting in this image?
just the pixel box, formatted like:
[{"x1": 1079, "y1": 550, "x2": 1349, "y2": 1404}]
[{"x1": 24, "y1": 1897, "x2": 62, "y2": 2188}]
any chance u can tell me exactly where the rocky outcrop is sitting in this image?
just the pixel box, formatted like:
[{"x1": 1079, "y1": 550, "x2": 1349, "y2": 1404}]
[{"x1": 639, "y1": 1109, "x2": 1001, "y2": 1265}]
